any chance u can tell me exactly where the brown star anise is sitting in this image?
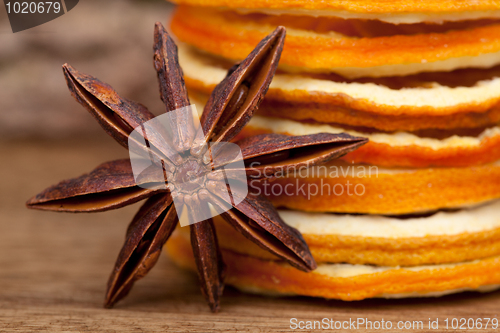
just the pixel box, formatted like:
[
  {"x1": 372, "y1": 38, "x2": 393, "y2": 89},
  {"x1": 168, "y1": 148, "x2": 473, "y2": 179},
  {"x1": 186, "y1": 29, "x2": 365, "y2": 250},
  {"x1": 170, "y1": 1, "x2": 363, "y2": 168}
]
[{"x1": 26, "y1": 23, "x2": 367, "y2": 312}]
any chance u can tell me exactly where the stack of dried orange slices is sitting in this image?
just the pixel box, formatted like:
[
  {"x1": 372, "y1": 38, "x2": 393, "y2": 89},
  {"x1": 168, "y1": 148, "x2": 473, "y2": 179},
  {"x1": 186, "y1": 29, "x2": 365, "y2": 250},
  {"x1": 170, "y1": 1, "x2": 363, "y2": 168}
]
[{"x1": 165, "y1": 0, "x2": 500, "y2": 300}]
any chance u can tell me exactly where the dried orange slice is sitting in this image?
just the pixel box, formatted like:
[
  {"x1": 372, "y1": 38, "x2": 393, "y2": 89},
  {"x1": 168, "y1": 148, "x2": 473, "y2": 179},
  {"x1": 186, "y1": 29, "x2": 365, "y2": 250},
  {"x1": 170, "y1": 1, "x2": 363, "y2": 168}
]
[
  {"x1": 169, "y1": 0, "x2": 500, "y2": 24},
  {"x1": 180, "y1": 44, "x2": 500, "y2": 132},
  {"x1": 208, "y1": 201, "x2": 500, "y2": 266},
  {"x1": 246, "y1": 159, "x2": 500, "y2": 215},
  {"x1": 167, "y1": 227, "x2": 500, "y2": 300},
  {"x1": 171, "y1": 6, "x2": 500, "y2": 78},
  {"x1": 238, "y1": 116, "x2": 500, "y2": 168}
]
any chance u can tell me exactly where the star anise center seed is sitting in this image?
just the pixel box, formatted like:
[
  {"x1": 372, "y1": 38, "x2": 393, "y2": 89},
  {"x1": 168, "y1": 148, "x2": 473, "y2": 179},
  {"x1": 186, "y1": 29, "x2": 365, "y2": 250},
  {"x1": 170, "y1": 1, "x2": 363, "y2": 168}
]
[{"x1": 172, "y1": 157, "x2": 210, "y2": 194}]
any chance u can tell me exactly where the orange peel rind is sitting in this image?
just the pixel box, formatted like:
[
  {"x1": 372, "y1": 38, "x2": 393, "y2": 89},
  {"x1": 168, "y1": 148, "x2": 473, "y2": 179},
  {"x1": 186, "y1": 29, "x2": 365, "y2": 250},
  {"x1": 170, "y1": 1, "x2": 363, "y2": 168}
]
[
  {"x1": 168, "y1": 0, "x2": 500, "y2": 24},
  {"x1": 247, "y1": 159, "x2": 500, "y2": 214},
  {"x1": 167, "y1": 228, "x2": 500, "y2": 300},
  {"x1": 171, "y1": 6, "x2": 500, "y2": 77},
  {"x1": 183, "y1": 52, "x2": 500, "y2": 168},
  {"x1": 237, "y1": 115, "x2": 500, "y2": 168},
  {"x1": 179, "y1": 44, "x2": 500, "y2": 132},
  {"x1": 209, "y1": 201, "x2": 500, "y2": 266}
]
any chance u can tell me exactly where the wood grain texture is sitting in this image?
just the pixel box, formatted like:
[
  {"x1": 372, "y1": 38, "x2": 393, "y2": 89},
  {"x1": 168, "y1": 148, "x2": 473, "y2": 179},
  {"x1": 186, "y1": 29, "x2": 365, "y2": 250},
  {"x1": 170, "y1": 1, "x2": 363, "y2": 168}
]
[{"x1": 2, "y1": 137, "x2": 500, "y2": 332}]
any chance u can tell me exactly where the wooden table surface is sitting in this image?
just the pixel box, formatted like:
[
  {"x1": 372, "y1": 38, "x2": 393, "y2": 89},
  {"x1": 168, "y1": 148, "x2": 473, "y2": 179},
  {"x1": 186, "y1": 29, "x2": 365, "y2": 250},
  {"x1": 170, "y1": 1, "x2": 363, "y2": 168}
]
[{"x1": 2, "y1": 137, "x2": 500, "y2": 332}]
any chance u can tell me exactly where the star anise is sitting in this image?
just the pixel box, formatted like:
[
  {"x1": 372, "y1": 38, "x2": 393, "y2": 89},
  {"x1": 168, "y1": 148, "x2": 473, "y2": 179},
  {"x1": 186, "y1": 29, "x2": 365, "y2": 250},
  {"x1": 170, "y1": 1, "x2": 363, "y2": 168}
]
[{"x1": 26, "y1": 23, "x2": 367, "y2": 312}]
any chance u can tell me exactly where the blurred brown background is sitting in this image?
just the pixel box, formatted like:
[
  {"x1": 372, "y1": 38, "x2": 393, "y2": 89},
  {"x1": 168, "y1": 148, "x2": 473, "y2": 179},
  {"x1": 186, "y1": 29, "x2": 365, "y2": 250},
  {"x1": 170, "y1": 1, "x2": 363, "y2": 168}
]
[{"x1": 0, "y1": 0, "x2": 173, "y2": 139}]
